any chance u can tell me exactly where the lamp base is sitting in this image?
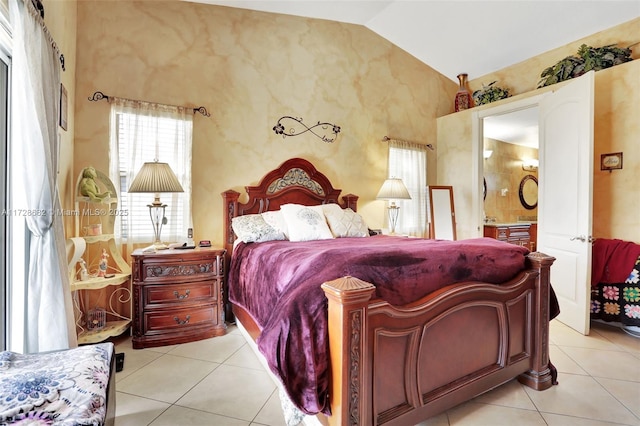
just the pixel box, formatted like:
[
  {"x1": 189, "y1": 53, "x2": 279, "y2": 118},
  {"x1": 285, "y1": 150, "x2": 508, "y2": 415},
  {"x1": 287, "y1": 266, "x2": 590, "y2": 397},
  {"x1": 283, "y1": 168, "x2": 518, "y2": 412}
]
[
  {"x1": 148, "y1": 203, "x2": 169, "y2": 251},
  {"x1": 388, "y1": 204, "x2": 400, "y2": 235}
]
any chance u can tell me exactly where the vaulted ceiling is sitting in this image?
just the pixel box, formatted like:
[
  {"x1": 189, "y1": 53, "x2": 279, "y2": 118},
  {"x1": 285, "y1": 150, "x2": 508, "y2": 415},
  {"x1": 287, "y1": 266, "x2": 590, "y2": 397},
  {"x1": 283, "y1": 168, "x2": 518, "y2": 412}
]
[{"x1": 192, "y1": 1, "x2": 640, "y2": 81}]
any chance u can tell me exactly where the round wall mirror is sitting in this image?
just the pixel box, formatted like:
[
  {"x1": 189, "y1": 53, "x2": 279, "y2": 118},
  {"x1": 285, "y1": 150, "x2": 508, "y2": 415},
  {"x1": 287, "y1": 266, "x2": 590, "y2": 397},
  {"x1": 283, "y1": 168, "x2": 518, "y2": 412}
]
[
  {"x1": 483, "y1": 177, "x2": 487, "y2": 201},
  {"x1": 519, "y1": 175, "x2": 538, "y2": 210}
]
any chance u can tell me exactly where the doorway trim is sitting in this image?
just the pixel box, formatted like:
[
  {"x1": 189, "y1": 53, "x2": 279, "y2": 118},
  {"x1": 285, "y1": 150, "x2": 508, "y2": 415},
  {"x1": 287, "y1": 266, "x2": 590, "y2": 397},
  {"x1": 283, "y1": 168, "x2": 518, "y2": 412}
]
[{"x1": 472, "y1": 94, "x2": 545, "y2": 238}]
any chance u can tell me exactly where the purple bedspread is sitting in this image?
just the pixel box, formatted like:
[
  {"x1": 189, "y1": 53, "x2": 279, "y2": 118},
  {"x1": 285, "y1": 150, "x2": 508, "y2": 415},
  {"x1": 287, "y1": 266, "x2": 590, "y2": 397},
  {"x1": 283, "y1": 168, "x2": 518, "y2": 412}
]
[{"x1": 228, "y1": 236, "x2": 529, "y2": 415}]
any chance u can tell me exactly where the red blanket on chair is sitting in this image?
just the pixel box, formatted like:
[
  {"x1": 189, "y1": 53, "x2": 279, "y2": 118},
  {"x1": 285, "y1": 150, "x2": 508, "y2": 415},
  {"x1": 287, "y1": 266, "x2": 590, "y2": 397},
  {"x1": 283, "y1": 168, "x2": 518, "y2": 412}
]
[{"x1": 591, "y1": 238, "x2": 640, "y2": 286}]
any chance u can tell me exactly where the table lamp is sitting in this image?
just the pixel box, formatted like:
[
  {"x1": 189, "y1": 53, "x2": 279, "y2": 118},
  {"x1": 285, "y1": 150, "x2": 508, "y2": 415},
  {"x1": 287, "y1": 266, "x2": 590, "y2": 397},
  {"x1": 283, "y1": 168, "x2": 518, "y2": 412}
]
[
  {"x1": 128, "y1": 160, "x2": 184, "y2": 249},
  {"x1": 376, "y1": 177, "x2": 411, "y2": 234}
]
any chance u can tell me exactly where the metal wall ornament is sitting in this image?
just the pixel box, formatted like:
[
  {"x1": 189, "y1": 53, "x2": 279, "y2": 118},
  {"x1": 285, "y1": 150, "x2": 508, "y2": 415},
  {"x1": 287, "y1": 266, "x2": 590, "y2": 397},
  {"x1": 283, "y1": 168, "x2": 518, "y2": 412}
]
[{"x1": 273, "y1": 116, "x2": 341, "y2": 143}]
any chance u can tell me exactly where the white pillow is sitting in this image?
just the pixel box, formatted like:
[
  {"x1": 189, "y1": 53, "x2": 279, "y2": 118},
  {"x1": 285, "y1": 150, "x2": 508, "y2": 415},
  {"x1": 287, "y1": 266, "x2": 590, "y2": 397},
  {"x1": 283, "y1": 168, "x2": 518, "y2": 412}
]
[
  {"x1": 232, "y1": 214, "x2": 286, "y2": 243},
  {"x1": 323, "y1": 205, "x2": 369, "y2": 238},
  {"x1": 261, "y1": 210, "x2": 289, "y2": 239},
  {"x1": 321, "y1": 203, "x2": 343, "y2": 217},
  {"x1": 280, "y1": 204, "x2": 334, "y2": 242}
]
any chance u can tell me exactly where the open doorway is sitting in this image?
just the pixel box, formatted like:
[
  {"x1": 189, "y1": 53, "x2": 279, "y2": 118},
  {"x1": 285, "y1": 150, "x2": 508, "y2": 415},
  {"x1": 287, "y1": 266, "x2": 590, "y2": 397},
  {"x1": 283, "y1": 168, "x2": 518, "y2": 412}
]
[
  {"x1": 472, "y1": 95, "x2": 543, "y2": 240},
  {"x1": 482, "y1": 107, "x2": 539, "y2": 249}
]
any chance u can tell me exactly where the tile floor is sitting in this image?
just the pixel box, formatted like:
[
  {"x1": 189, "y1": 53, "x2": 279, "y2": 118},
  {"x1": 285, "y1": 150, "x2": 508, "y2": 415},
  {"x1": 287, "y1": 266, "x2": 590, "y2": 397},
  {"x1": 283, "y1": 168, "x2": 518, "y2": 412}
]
[{"x1": 113, "y1": 321, "x2": 640, "y2": 426}]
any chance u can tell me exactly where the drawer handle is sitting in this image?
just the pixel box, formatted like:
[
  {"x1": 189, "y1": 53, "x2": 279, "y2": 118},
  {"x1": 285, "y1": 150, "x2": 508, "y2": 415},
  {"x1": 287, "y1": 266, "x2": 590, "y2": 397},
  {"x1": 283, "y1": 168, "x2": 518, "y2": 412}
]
[
  {"x1": 174, "y1": 315, "x2": 191, "y2": 325},
  {"x1": 173, "y1": 289, "x2": 190, "y2": 300}
]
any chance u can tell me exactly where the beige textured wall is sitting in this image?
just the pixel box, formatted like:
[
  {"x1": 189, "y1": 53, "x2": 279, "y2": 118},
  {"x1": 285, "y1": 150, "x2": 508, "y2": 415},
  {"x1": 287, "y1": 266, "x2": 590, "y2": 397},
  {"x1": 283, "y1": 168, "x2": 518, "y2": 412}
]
[
  {"x1": 435, "y1": 108, "x2": 475, "y2": 239},
  {"x1": 41, "y1": 0, "x2": 78, "y2": 236},
  {"x1": 73, "y1": 1, "x2": 452, "y2": 247},
  {"x1": 438, "y1": 19, "x2": 639, "y2": 243},
  {"x1": 592, "y1": 60, "x2": 639, "y2": 241}
]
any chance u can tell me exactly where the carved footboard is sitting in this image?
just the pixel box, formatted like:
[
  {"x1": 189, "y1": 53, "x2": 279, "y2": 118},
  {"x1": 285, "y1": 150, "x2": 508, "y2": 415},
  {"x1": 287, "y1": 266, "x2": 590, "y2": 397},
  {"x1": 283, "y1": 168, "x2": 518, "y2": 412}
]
[{"x1": 321, "y1": 252, "x2": 555, "y2": 426}]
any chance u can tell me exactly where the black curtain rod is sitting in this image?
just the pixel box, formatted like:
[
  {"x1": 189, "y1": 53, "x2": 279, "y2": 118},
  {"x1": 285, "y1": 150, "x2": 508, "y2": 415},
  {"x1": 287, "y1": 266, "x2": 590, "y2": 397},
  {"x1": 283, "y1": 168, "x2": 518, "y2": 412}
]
[
  {"x1": 88, "y1": 91, "x2": 211, "y2": 117},
  {"x1": 382, "y1": 135, "x2": 434, "y2": 151},
  {"x1": 26, "y1": 0, "x2": 65, "y2": 71}
]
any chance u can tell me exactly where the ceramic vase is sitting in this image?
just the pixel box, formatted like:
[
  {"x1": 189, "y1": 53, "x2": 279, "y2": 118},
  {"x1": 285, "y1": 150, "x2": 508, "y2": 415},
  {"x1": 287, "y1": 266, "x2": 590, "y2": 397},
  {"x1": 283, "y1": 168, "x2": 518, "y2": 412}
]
[{"x1": 454, "y1": 73, "x2": 473, "y2": 112}]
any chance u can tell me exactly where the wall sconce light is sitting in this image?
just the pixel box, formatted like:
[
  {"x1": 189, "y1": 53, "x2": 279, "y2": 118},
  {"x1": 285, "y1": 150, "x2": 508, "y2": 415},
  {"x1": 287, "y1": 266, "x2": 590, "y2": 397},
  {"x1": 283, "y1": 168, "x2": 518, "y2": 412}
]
[
  {"x1": 522, "y1": 158, "x2": 539, "y2": 172},
  {"x1": 483, "y1": 150, "x2": 493, "y2": 159}
]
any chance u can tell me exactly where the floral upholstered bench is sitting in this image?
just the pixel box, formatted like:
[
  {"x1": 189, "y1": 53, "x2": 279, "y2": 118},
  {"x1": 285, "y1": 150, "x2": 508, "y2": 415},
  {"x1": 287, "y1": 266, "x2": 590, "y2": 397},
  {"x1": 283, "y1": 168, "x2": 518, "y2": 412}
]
[{"x1": 0, "y1": 342, "x2": 115, "y2": 425}]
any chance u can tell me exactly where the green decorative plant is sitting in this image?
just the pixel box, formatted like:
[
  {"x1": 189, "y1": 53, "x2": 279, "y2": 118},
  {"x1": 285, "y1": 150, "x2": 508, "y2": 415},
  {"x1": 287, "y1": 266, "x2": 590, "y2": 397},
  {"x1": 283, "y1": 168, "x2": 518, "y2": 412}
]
[
  {"x1": 472, "y1": 81, "x2": 511, "y2": 106},
  {"x1": 537, "y1": 43, "x2": 632, "y2": 88}
]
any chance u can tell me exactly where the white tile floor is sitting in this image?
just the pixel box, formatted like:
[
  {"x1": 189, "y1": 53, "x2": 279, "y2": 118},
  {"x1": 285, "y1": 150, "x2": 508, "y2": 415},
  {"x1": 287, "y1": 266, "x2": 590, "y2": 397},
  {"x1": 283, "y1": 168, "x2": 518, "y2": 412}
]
[{"x1": 114, "y1": 321, "x2": 640, "y2": 426}]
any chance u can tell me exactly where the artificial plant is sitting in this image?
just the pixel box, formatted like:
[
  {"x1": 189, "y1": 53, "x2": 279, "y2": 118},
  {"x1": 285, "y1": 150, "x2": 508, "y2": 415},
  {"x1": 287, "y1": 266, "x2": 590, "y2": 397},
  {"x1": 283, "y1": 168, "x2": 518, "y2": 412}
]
[{"x1": 537, "y1": 43, "x2": 632, "y2": 88}]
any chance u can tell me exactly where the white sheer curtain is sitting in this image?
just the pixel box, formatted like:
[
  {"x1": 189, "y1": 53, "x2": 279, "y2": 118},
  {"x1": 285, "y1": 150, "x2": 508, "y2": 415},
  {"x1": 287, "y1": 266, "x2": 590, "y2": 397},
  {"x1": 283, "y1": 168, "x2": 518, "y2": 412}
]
[
  {"x1": 10, "y1": 0, "x2": 77, "y2": 352},
  {"x1": 387, "y1": 140, "x2": 428, "y2": 237},
  {"x1": 108, "y1": 97, "x2": 193, "y2": 254}
]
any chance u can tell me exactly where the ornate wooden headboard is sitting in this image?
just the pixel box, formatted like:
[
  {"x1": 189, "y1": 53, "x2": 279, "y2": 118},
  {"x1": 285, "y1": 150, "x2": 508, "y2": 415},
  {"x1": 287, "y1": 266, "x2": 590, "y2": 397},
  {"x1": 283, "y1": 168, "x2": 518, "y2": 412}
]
[{"x1": 221, "y1": 158, "x2": 358, "y2": 255}]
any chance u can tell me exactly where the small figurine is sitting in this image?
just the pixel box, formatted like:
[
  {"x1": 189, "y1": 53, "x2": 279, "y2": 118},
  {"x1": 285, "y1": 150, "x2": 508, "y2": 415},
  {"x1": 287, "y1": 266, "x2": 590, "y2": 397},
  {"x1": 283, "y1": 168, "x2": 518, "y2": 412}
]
[
  {"x1": 79, "y1": 258, "x2": 89, "y2": 281},
  {"x1": 80, "y1": 166, "x2": 111, "y2": 202},
  {"x1": 98, "y1": 249, "x2": 109, "y2": 278}
]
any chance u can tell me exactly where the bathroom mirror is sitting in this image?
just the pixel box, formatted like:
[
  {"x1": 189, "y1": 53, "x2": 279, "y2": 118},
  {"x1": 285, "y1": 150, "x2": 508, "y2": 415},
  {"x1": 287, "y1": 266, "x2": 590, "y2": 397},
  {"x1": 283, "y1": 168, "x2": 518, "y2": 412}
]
[
  {"x1": 519, "y1": 175, "x2": 538, "y2": 210},
  {"x1": 483, "y1": 177, "x2": 487, "y2": 201},
  {"x1": 427, "y1": 185, "x2": 456, "y2": 240}
]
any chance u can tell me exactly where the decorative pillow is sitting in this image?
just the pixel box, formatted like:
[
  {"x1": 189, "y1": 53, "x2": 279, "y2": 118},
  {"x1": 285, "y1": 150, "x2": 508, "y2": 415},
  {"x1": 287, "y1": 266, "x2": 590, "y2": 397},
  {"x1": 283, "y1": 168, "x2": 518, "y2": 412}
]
[
  {"x1": 280, "y1": 204, "x2": 334, "y2": 242},
  {"x1": 232, "y1": 214, "x2": 286, "y2": 243},
  {"x1": 261, "y1": 210, "x2": 289, "y2": 239},
  {"x1": 322, "y1": 205, "x2": 369, "y2": 238}
]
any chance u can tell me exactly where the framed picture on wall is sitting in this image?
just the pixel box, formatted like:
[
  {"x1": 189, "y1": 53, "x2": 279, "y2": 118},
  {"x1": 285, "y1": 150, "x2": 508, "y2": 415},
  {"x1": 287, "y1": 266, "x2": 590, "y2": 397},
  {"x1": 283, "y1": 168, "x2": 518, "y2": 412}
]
[
  {"x1": 59, "y1": 83, "x2": 68, "y2": 131},
  {"x1": 600, "y1": 152, "x2": 622, "y2": 171}
]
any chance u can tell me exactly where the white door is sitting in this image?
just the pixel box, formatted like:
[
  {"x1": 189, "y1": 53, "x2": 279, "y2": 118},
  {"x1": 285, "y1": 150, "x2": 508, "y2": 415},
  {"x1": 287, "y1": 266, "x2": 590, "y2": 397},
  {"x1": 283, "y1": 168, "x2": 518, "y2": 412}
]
[{"x1": 538, "y1": 71, "x2": 594, "y2": 335}]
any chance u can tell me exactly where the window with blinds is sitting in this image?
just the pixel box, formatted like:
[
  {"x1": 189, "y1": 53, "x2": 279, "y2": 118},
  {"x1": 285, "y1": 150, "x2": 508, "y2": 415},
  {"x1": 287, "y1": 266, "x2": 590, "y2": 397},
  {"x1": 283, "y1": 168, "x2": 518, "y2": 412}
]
[{"x1": 115, "y1": 112, "x2": 190, "y2": 241}]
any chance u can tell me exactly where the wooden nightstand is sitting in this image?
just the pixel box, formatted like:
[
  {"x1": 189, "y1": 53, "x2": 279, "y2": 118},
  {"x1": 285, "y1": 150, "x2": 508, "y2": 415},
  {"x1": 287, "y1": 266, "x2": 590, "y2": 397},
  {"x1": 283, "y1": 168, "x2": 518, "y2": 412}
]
[{"x1": 130, "y1": 247, "x2": 227, "y2": 349}]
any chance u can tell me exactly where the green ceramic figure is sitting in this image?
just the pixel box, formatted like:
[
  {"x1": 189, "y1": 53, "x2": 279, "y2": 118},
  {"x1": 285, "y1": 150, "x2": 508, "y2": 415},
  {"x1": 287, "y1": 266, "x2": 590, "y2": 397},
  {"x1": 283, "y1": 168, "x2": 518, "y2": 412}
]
[{"x1": 80, "y1": 166, "x2": 111, "y2": 202}]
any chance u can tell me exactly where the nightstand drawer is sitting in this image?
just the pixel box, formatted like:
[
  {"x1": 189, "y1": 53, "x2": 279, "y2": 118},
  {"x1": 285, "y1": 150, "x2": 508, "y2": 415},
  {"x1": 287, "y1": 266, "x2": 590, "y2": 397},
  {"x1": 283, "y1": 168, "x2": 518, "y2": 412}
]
[
  {"x1": 145, "y1": 305, "x2": 217, "y2": 332},
  {"x1": 145, "y1": 281, "x2": 216, "y2": 306},
  {"x1": 141, "y1": 258, "x2": 220, "y2": 283}
]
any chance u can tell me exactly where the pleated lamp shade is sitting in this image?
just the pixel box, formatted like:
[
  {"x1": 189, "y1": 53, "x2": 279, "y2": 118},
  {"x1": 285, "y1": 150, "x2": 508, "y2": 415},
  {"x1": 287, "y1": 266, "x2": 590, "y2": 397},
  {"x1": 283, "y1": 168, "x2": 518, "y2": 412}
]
[
  {"x1": 128, "y1": 161, "x2": 184, "y2": 194},
  {"x1": 128, "y1": 160, "x2": 184, "y2": 249},
  {"x1": 376, "y1": 178, "x2": 411, "y2": 201}
]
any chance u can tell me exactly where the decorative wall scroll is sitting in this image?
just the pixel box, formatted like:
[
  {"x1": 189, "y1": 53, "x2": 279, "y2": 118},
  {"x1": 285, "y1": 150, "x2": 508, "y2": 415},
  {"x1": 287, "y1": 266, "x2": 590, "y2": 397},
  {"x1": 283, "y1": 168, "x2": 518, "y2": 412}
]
[{"x1": 273, "y1": 116, "x2": 341, "y2": 143}]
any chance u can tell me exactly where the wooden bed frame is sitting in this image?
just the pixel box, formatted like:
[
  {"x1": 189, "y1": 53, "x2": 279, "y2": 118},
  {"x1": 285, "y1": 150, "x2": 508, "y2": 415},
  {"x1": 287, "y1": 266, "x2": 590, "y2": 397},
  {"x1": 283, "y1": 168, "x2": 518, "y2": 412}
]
[{"x1": 222, "y1": 158, "x2": 555, "y2": 425}]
